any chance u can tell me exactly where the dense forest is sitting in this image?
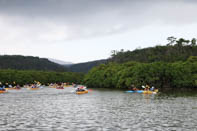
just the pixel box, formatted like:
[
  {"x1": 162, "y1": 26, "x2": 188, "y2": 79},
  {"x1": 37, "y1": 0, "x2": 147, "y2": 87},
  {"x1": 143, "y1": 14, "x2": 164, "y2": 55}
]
[
  {"x1": 109, "y1": 37, "x2": 197, "y2": 63},
  {"x1": 83, "y1": 37, "x2": 197, "y2": 89},
  {"x1": 0, "y1": 55, "x2": 67, "y2": 72},
  {"x1": 0, "y1": 69, "x2": 84, "y2": 86},
  {"x1": 83, "y1": 56, "x2": 197, "y2": 89}
]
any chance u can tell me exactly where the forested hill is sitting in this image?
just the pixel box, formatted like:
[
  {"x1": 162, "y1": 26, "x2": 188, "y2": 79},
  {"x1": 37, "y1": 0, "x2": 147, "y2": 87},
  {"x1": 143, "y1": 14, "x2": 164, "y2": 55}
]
[
  {"x1": 109, "y1": 37, "x2": 197, "y2": 63},
  {"x1": 0, "y1": 55, "x2": 67, "y2": 71},
  {"x1": 67, "y1": 59, "x2": 107, "y2": 73},
  {"x1": 68, "y1": 37, "x2": 197, "y2": 72}
]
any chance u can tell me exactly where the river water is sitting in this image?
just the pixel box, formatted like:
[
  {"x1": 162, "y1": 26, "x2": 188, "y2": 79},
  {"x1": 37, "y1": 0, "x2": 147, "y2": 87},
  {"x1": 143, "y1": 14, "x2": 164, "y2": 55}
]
[{"x1": 0, "y1": 87, "x2": 197, "y2": 131}]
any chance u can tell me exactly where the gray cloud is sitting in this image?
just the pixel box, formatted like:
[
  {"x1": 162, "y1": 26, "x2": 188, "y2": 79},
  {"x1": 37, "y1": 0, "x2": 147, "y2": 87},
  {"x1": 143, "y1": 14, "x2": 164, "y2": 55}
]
[{"x1": 0, "y1": 0, "x2": 197, "y2": 42}]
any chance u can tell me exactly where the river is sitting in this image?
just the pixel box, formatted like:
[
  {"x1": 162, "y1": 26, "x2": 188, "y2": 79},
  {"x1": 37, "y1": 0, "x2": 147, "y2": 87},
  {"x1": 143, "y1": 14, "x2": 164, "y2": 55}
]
[{"x1": 0, "y1": 87, "x2": 197, "y2": 131}]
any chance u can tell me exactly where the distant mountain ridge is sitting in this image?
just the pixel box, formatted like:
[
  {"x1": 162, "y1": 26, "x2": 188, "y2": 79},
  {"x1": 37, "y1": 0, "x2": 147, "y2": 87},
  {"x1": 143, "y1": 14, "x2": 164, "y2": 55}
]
[
  {"x1": 48, "y1": 58, "x2": 73, "y2": 65},
  {"x1": 0, "y1": 55, "x2": 67, "y2": 72},
  {"x1": 0, "y1": 54, "x2": 106, "y2": 73},
  {"x1": 67, "y1": 59, "x2": 107, "y2": 73}
]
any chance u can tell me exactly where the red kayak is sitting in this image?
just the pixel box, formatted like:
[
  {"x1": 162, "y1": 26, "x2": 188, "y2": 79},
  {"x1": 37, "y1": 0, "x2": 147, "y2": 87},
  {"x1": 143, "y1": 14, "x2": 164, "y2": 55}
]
[{"x1": 56, "y1": 87, "x2": 64, "y2": 89}]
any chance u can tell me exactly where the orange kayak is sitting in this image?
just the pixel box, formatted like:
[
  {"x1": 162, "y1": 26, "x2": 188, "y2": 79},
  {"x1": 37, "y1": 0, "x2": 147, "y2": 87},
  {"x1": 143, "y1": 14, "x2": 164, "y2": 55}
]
[
  {"x1": 76, "y1": 90, "x2": 88, "y2": 94},
  {"x1": 0, "y1": 90, "x2": 7, "y2": 93},
  {"x1": 28, "y1": 87, "x2": 39, "y2": 90}
]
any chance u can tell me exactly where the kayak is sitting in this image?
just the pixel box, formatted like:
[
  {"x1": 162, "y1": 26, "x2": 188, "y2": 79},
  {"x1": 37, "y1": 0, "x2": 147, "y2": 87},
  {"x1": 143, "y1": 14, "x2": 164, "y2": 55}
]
[
  {"x1": 5, "y1": 88, "x2": 16, "y2": 90},
  {"x1": 126, "y1": 90, "x2": 144, "y2": 93},
  {"x1": 49, "y1": 86, "x2": 56, "y2": 88},
  {"x1": 76, "y1": 90, "x2": 88, "y2": 94},
  {"x1": 143, "y1": 91, "x2": 156, "y2": 94},
  {"x1": 0, "y1": 90, "x2": 7, "y2": 93},
  {"x1": 126, "y1": 89, "x2": 158, "y2": 94},
  {"x1": 126, "y1": 90, "x2": 134, "y2": 93},
  {"x1": 143, "y1": 89, "x2": 159, "y2": 94},
  {"x1": 28, "y1": 87, "x2": 39, "y2": 90},
  {"x1": 56, "y1": 87, "x2": 64, "y2": 89},
  {"x1": 64, "y1": 85, "x2": 72, "y2": 87}
]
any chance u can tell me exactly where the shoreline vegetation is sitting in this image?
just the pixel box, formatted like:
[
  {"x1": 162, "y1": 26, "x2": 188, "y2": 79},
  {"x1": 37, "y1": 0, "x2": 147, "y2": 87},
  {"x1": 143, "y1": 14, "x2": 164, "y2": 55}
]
[
  {"x1": 0, "y1": 37, "x2": 197, "y2": 91},
  {"x1": 83, "y1": 37, "x2": 197, "y2": 90},
  {"x1": 0, "y1": 69, "x2": 84, "y2": 86},
  {"x1": 83, "y1": 59, "x2": 197, "y2": 89}
]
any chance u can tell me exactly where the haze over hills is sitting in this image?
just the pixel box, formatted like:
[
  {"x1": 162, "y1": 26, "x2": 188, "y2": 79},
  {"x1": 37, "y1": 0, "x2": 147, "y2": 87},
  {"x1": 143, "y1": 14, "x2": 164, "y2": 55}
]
[
  {"x1": 48, "y1": 58, "x2": 73, "y2": 66},
  {"x1": 67, "y1": 59, "x2": 107, "y2": 73}
]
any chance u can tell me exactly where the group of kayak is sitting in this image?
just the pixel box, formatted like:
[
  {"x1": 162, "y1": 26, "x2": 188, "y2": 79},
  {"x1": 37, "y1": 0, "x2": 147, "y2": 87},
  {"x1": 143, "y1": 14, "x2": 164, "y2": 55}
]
[
  {"x1": 0, "y1": 85, "x2": 89, "y2": 95},
  {"x1": 49, "y1": 83, "x2": 88, "y2": 94},
  {"x1": 0, "y1": 83, "x2": 21, "y2": 93},
  {"x1": 1, "y1": 83, "x2": 157, "y2": 95},
  {"x1": 49, "y1": 83, "x2": 73, "y2": 89},
  {"x1": 126, "y1": 85, "x2": 159, "y2": 94}
]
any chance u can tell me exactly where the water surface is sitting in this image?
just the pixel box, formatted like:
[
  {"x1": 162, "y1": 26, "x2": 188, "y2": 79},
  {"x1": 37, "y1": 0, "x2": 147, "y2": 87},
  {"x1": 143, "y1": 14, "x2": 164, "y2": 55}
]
[{"x1": 0, "y1": 87, "x2": 197, "y2": 131}]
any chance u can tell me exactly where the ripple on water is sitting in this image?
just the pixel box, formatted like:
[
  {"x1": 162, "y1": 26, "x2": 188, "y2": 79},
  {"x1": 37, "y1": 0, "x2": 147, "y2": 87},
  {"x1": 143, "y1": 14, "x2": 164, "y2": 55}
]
[{"x1": 0, "y1": 88, "x2": 197, "y2": 131}]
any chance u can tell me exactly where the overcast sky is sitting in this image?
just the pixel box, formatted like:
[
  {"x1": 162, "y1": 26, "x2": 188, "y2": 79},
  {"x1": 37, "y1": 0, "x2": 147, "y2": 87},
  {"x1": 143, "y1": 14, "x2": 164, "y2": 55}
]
[{"x1": 0, "y1": 0, "x2": 197, "y2": 63}]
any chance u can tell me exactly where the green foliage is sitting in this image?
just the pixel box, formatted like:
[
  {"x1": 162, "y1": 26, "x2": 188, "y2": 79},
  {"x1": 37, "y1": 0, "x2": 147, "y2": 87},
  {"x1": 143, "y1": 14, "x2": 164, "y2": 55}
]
[
  {"x1": 82, "y1": 37, "x2": 197, "y2": 89},
  {"x1": 0, "y1": 55, "x2": 67, "y2": 71},
  {"x1": 187, "y1": 56, "x2": 197, "y2": 63},
  {"x1": 83, "y1": 61, "x2": 197, "y2": 89},
  {"x1": 109, "y1": 38, "x2": 197, "y2": 63},
  {"x1": 0, "y1": 69, "x2": 84, "y2": 86}
]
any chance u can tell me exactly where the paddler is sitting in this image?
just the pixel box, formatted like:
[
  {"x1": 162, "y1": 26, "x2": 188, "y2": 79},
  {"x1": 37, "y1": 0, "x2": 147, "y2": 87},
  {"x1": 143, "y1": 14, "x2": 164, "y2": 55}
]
[
  {"x1": 145, "y1": 84, "x2": 150, "y2": 91},
  {"x1": 150, "y1": 86, "x2": 154, "y2": 91}
]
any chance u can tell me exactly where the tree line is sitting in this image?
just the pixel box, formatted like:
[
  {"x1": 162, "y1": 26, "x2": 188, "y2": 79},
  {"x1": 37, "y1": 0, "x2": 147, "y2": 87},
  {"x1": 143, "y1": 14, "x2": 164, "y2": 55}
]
[
  {"x1": 109, "y1": 37, "x2": 197, "y2": 63},
  {"x1": 0, "y1": 69, "x2": 84, "y2": 86},
  {"x1": 83, "y1": 56, "x2": 197, "y2": 89}
]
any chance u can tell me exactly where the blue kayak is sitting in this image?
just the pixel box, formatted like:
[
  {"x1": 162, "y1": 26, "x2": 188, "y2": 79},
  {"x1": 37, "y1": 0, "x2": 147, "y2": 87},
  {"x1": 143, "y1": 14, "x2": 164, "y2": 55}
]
[
  {"x1": 126, "y1": 90, "x2": 144, "y2": 93},
  {"x1": 126, "y1": 90, "x2": 135, "y2": 93}
]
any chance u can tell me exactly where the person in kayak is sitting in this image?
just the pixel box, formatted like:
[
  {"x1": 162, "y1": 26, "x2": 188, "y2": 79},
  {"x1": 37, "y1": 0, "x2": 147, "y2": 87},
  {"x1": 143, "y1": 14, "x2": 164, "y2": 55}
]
[
  {"x1": 0, "y1": 87, "x2": 6, "y2": 91},
  {"x1": 16, "y1": 84, "x2": 20, "y2": 89},
  {"x1": 130, "y1": 84, "x2": 138, "y2": 91},
  {"x1": 150, "y1": 86, "x2": 154, "y2": 91},
  {"x1": 76, "y1": 86, "x2": 86, "y2": 92},
  {"x1": 145, "y1": 84, "x2": 150, "y2": 91},
  {"x1": 9, "y1": 84, "x2": 13, "y2": 88}
]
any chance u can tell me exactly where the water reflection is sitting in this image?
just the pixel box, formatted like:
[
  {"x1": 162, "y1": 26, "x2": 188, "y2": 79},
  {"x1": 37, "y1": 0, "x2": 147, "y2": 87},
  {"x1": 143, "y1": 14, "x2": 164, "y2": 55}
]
[{"x1": 0, "y1": 87, "x2": 197, "y2": 130}]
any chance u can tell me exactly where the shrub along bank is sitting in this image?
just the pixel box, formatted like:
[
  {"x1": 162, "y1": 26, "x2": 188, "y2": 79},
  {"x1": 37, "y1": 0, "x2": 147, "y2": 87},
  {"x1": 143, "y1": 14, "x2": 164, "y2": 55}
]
[{"x1": 83, "y1": 56, "x2": 197, "y2": 89}]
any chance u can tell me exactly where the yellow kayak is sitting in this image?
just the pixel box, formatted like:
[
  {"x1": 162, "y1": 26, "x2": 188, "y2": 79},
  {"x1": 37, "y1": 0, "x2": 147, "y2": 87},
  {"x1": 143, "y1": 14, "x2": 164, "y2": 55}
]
[
  {"x1": 64, "y1": 85, "x2": 72, "y2": 87},
  {"x1": 5, "y1": 88, "x2": 15, "y2": 90},
  {"x1": 28, "y1": 87, "x2": 39, "y2": 90},
  {"x1": 143, "y1": 89, "x2": 158, "y2": 94},
  {"x1": 49, "y1": 85, "x2": 57, "y2": 88},
  {"x1": 76, "y1": 90, "x2": 88, "y2": 94}
]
